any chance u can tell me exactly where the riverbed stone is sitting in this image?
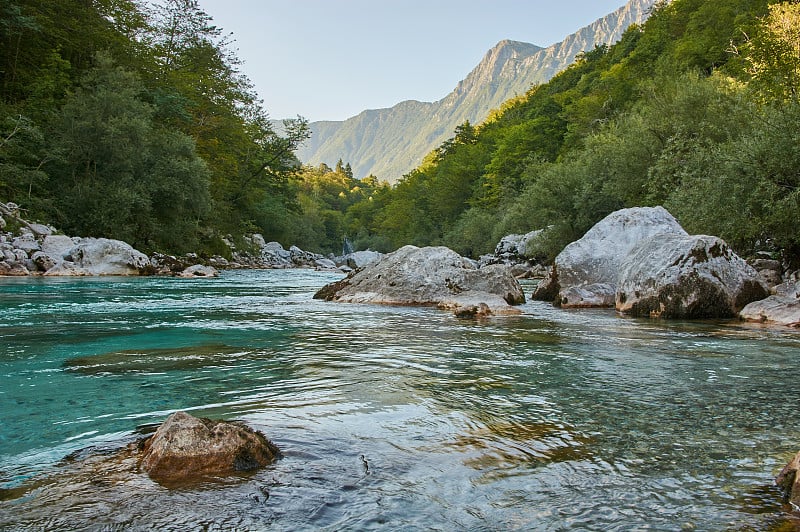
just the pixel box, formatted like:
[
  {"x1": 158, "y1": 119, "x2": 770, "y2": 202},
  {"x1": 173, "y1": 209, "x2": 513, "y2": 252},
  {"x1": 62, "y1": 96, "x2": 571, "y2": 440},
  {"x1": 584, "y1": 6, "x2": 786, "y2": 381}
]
[
  {"x1": 43, "y1": 261, "x2": 91, "y2": 276},
  {"x1": 314, "y1": 245, "x2": 525, "y2": 312},
  {"x1": 532, "y1": 206, "x2": 688, "y2": 307},
  {"x1": 55, "y1": 238, "x2": 149, "y2": 276},
  {"x1": 31, "y1": 251, "x2": 56, "y2": 272},
  {"x1": 259, "y1": 241, "x2": 293, "y2": 268},
  {"x1": 139, "y1": 411, "x2": 280, "y2": 484},
  {"x1": 338, "y1": 250, "x2": 382, "y2": 270},
  {"x1": 437, "y1": 291, "x2": 523, "y2": 317},
  {"x1": 0, "y1": 260, "x2": 29, "y2": 276},
  {"x1": 739, "y1": 296, "x2": 800, "y2": 327},
  {"x1": 178, "y1": 264, "x2": 219, "y2": 278},
  {"x1": 27, "y1": 222, "x2": 53, "y2": 237},
  {"x1": 314, "y1": 258, "x2": 339, "y2": 270},
  {"x1": 776, "y1": 451, "x2": 800, "y2": 509},
  {"x1": 616, "y1": 234, "x2": 768, "y2": 319}
]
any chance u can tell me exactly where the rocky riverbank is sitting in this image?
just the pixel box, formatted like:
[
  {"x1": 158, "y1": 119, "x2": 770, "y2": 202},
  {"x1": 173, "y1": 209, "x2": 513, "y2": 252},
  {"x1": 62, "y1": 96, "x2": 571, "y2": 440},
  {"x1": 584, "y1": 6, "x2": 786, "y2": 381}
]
[
  {"x1": 0, "y1": 201, "x2": 381, "y2": 277},
  {"x1": 525, "y1": 206, "x2": 798, "y2": 326},
  {"x1": 3, "y1": 200, "x2": 798, "y2": 326}
]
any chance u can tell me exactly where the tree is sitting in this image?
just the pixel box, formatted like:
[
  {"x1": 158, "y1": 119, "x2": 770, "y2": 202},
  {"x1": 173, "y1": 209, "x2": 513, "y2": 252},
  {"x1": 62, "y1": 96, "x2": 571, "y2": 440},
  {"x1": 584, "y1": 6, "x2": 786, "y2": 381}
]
[
  {"x1": 745, "y1": 2, "x2": 800, "y2": 101},
  {"x1": 45, "y1": 52, "x2": 210, "y2": 251}
]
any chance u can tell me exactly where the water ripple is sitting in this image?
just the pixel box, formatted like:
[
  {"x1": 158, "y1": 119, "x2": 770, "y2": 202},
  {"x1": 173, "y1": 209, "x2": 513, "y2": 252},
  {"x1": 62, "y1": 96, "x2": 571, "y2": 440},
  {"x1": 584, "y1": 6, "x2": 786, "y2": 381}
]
[{"x1": 1, "y1": 270, "x2": 800, "y2": 530}]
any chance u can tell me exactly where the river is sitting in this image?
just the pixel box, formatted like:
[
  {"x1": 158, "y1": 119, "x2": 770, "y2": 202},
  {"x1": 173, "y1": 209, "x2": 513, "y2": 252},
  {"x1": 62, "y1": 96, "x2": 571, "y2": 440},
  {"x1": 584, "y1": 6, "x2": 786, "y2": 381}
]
[{"x1": 1, "y1": 269, "x2": 798, "y2": 530}]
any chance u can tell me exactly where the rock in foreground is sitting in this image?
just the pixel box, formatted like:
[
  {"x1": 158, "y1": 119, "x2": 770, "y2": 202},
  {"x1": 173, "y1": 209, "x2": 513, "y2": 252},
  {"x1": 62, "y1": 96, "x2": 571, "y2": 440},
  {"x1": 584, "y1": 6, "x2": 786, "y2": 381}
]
[
  {"x1": 776, "y1": 451, "x2": 800, "y2": 509},
  {"x1": 314, "y1": 245, "x2": 524, "y2": 315},
  {"x1": 532, "y1": 206, "x2": 687, "y2": 307},
  {"x1": 139, "y1": 411, "x2": 280, "y2": 484},
  {"x1": 616, "y1": 234, "x2": 768, "y2": 318}
]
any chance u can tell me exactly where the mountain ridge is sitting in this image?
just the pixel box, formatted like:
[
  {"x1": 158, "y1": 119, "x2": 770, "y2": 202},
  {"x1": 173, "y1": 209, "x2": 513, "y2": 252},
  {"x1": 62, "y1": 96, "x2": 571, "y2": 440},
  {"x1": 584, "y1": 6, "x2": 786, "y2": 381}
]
[{"x1": 293, "y1": 0, "x2": 659, "y2": 182}]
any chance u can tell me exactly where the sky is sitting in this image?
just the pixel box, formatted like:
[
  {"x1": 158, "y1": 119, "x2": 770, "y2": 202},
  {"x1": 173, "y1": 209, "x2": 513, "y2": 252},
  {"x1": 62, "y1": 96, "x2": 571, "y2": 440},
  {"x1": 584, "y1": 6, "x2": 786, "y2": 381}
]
[{"x1": 197, "y1": 0, "x2": 629, "y2": 122}]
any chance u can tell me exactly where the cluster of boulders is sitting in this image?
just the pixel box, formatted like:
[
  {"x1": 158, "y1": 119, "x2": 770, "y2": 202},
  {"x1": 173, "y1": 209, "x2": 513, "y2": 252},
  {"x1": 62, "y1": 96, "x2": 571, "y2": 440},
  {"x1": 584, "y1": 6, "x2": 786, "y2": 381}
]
[
  {"x1": 1, "y1": 203, "x2": 153, "y2": 277},
  {"x1": 226, "y1": 233, "x2": 382, "y2": 272},
  {"x1": 314, "y1": 245, "x2": 525, "y2": 317},
  {"x1": 479, "y1": 229, "x2": 549, "y2": 279},
  {"x1": 0, "y1": 201, "x2": 211, "y2": 277},
  {"x1": 309, "y1": 205, "x2": 799, "y2": 324},
  {"x1": 0, "y1": 201, "x2": 383, "y2": 278},
  {"x1": 525, "y1": 206, "x2": 800, "y2": 325}
]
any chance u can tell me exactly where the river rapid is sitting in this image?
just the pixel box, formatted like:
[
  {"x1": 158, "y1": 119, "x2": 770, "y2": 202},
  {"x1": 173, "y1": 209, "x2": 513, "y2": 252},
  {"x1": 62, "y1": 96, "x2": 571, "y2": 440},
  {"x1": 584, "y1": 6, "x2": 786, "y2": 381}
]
[{"x1": 1, "y1": 269, "x2": 799, "y2": 531}]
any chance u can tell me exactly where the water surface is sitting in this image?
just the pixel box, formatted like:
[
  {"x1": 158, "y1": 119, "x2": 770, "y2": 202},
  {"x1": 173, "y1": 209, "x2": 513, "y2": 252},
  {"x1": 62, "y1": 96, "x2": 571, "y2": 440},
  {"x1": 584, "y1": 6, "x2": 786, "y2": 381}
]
[{"x1": 1, "y1": 270, "x2": 799, "y2": 530}]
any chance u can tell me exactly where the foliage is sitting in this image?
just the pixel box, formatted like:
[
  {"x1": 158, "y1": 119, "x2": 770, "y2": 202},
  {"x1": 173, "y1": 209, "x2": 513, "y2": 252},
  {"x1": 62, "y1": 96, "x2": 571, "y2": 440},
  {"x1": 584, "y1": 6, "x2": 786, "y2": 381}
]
[
  {"x1": 284, "y1": 163, "x2": 386, "y2": 254},
  {"x1": 744, "y1": 2, "x2": 800, "y2": 101},
  {"x1": 340, "y1": 0, "x2": 800, "y2": 264},
  {"x1": 43, "y1": 52, "x2": 211, "y2": 251},
  {"x1": 0, "y1": 0, "x2": 308, "y2": 254},
  {"x1": 2, "y1": 0, "x2": 799, "y2": 265}
]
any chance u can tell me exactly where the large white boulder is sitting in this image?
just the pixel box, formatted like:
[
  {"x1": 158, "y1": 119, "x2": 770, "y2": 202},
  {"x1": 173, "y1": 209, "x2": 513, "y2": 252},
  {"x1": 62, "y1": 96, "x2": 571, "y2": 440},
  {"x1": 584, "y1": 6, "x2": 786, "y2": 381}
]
[
  {"x1": 260, "y1": 241, "x2": 293, "y2": 268},
  {"x1": 46, "y1": 238, "x2": 149, "y2": 276},
  {"x1": 314, "y1": 245, "x2": 525, "y2": 315},
  {"x1": 533, "y1": 207, "x2": 688, "y2": 307},
  {"x1": 340, "y1": 250, "x2": 382, "y2": 270},
  {"x1": 11, "y1": 234, "x2": 40, "y2": 254},
  {"x1": 178, "y1": 264, "x2": 219, "y2": 278},
  {"x1": 41, "y1": 235, "x2": 78, "y2": 258},
  {"x1": 616, "y1": 234, "x2": 768, "y2": 318},
  {"x1": 739, "y1": 280, "x2": 800, "y2": 327}
]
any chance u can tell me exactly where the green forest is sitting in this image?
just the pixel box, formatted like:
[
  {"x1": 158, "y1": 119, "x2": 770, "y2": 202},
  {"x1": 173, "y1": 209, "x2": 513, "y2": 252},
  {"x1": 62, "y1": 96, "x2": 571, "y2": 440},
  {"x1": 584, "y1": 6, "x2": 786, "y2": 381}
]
[{"x1": 2, "y1": 0, "x2": 799, "y2": 263}]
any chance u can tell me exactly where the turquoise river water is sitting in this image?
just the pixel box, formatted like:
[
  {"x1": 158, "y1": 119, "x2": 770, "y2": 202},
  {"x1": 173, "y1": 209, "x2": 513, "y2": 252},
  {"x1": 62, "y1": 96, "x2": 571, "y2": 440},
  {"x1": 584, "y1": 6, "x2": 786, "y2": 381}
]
[{"x1": 1, "y1": 269, "x2": 799, "y2": 531}]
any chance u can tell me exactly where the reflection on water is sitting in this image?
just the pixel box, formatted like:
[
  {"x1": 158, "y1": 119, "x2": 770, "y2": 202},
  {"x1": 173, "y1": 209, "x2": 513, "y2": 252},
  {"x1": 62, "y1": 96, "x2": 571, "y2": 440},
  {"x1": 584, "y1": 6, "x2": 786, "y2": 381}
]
[{"x1": 1, "y1": 270, "x2": 800, "y2": 530}]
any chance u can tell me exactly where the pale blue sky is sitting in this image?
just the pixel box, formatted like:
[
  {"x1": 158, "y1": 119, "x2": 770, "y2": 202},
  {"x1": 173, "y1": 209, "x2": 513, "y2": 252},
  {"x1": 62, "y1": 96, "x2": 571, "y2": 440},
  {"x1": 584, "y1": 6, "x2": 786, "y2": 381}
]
[{"x1": 197, "y1": 1, "x2": 629, "y2": 121}]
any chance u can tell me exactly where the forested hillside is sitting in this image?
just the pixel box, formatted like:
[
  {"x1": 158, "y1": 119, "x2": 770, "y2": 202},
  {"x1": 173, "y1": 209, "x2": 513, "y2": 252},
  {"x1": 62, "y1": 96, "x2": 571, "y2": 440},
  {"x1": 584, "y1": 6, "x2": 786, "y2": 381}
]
[
  {"x1": 296, "y1": 0, "x2": 657, "y2": 183},
  {"x1": 2, "y1": 0, "x2": 799, "y2": 264},
  {"x1": 335, "y1": 0, "x2": 800, "y2": 266},
  {"x1": 0, "y1": 0, "x2": 310, "y2": 254}
]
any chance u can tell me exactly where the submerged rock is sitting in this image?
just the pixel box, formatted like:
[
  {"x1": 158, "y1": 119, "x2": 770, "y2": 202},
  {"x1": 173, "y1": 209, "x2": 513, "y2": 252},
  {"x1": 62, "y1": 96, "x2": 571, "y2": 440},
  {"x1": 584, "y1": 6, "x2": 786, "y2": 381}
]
[
  {"x1": 532, "y1": 206, "x2": 687, "y2": 307},
  {"x1": 314, "y1": 245, "x2": 525, "y2": 315},
  {"x1": 616, "y1": 234, "x2": 768, "y2": 319},
  {"x1": 740, "y1": 296, "x2": 800, "y2": 327},
  {"x1": 139, "y1": 411, "x2": 280, "y2": 484},
  {"x1": 437, "y1": 291, "x2": 523, "y2": 317},
  {"x1": 776, "y1": 451, "x2": 800, "y2": 509}
]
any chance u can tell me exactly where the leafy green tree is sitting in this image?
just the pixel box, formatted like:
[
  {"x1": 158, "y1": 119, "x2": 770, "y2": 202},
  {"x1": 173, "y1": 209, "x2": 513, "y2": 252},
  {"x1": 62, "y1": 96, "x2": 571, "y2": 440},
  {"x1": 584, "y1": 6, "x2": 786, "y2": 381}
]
[
  {"x1": 45, "y1": 52, "x2": 210, "y2": 252},
  {"x1": 745, "y1": 2, "x2": 800, "y2": 101},
  {"x1": 666, "y1": 99, "x2": 800, "y2": 259},
  {"x1": 0, "y1": 108, "x2": 49, "y2": 209}
]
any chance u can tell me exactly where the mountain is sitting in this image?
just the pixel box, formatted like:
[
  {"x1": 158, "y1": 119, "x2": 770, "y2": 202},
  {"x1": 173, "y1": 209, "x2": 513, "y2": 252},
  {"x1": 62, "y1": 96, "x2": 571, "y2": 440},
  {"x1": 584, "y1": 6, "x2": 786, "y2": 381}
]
[{"x1": 294, "y1": 0, "x2": 659, "y2": 182}]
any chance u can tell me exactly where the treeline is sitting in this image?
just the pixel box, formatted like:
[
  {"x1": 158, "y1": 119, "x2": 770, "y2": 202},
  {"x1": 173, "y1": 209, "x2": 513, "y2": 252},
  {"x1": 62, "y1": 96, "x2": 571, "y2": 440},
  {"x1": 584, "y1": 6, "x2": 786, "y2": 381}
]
[
  {"x1": 333, "y1": 0, "x2": 800, "y2": 265},
  {"x1": 0, "y1": 0, "x2": 310, "y2": 254},
  {"x1": 3, "y1": 1, "x2": 799, "y2": 263}
]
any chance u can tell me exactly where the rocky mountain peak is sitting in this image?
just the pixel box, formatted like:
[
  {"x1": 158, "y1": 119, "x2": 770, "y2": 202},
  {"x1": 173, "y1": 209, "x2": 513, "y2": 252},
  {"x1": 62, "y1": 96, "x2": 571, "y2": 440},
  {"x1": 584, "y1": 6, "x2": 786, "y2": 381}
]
[{"x1": 295, "y1": 0, "x2": 660, "y2": 182}]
